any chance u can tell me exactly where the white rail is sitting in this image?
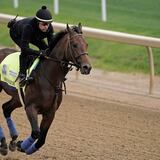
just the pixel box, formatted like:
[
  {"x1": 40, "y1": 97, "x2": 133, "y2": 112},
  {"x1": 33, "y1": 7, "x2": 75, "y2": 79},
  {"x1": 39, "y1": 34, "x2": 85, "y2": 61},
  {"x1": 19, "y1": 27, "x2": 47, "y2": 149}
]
[{"x1": 0, "y1": 13, "x2": 160, "y2": 94}]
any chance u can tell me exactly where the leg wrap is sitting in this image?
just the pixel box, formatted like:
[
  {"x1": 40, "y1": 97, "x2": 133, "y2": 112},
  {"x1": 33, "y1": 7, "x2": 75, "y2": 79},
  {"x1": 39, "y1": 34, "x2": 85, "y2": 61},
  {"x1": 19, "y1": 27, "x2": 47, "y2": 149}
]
[
  {"x1": 25, "y1": 143, "x2": 38, "y2": 155},
  {"x1": 21, "y1": 136, "x2": 35, "y2": 151},
  {"x1": 0, "y1": 126, "x2": 5, "y2": 141},
  {"x1": 6, "y1": 117, "x2": 18, "y2": 138}
]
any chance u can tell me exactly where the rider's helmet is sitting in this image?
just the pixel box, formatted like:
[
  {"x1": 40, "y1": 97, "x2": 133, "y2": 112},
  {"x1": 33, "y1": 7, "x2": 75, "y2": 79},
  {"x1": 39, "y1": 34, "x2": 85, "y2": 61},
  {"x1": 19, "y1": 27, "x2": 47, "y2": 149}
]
[{"x1": 35, "y1": 6, "x2": 53, "y2": 23}]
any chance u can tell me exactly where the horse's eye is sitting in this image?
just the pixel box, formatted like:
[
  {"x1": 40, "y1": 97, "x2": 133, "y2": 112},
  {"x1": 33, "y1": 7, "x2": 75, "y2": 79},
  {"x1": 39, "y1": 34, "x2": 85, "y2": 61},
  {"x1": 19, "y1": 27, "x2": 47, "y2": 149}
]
[{"x1": 72, "y1": 43, "x2": 78, "y2": 48}]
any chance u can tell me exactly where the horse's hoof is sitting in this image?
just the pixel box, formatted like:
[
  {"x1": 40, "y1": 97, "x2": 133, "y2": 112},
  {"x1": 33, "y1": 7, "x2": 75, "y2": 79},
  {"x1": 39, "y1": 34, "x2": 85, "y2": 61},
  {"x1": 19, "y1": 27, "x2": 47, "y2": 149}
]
[
  {"x1": 0, "y1": 145, "x2": 8, "y2": 156},
  {"x1": 9, "y1": 140, "x2": 17, "y2": 152},
  {"x1": 16, "y1": 141, "x2": 25, "y2": 153}
]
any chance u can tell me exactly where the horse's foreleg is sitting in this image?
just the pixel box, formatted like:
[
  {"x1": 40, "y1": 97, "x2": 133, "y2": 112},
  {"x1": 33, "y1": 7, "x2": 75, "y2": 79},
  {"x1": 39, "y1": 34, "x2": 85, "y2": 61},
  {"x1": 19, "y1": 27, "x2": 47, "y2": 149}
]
[
  {"x1": 17, "y1": 104, "x2": 39, "y2": 152},
  {"x1": 0, "y1": 126, "x2": 8, "y2": 156},
  {"x1": 26, "y1": 95, "x2": 60, "y2": 154},
  {"x1": 25, "y1": 111, "x2": 55, "y2": 155}
]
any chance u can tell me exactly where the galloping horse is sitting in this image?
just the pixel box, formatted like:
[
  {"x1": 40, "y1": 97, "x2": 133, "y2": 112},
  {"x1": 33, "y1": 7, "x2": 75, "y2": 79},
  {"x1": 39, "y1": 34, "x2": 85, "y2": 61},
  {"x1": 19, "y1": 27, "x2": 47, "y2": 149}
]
[{"x1": 0, "y1": 23, "x2": 92, "y2": 155}]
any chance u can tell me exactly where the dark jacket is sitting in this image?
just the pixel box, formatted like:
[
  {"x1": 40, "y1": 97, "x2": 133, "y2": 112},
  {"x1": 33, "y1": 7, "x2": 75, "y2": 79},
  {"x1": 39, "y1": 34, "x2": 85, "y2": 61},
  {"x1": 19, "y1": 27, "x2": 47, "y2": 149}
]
[{"x1": 9, "y1": 17, "x2": 54, "y2": 56}]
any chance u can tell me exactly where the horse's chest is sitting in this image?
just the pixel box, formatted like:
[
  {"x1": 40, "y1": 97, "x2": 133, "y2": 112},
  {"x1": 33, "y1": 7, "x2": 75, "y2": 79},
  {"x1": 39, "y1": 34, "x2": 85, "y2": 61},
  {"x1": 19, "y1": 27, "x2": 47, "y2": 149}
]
[{"x1": 38, "y1": 94, "x2": 57, "y2": 112}]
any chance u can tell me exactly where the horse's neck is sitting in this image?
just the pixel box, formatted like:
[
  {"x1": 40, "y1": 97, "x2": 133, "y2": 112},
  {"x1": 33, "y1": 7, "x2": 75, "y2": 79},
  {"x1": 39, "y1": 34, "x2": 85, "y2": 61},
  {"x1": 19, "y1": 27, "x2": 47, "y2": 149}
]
[
  {"x1": 50, "y1": 34, "x2": 69, "y2": 60},
  {"x1": 36, "y1": 34, "x2": 69, "y2": 86},
  {"x1": 41, "y1": 60, "x2": 64, "y2": 85}
]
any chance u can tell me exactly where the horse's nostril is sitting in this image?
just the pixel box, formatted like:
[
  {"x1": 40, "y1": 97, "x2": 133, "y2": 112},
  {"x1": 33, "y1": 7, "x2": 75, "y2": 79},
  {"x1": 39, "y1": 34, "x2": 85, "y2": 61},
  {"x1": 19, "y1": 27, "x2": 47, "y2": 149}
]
[
  {"x1": 83, "y1": 65, "x2": 89, "y2": 70},
  {"x1": 83, "y1": 64, "x2": 92, "y2": 70},
  {"x1": 81, "y1": 64, "x2": 92, "y2": 74}
]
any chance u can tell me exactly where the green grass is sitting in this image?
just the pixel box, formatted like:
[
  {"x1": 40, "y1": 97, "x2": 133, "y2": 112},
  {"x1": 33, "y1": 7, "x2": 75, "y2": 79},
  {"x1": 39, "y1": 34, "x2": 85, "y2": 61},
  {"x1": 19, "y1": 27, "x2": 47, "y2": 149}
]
[{"x1": 0, "y1": 0, "x2": 160, "y2": 74}]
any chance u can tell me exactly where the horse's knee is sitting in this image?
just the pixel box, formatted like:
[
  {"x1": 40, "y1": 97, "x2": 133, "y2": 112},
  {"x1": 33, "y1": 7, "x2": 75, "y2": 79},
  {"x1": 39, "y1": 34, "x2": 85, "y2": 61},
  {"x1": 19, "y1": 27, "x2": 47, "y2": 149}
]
[{"x1": 31, "y1": 130, "x2": 40, "y2": 140}]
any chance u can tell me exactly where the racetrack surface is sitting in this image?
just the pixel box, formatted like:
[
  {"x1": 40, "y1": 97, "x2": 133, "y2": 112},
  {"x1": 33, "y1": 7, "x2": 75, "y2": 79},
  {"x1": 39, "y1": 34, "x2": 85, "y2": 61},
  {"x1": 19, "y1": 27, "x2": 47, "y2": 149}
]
[{"x1": 0, "y1": 69, "x2": 160, "y2": 160}]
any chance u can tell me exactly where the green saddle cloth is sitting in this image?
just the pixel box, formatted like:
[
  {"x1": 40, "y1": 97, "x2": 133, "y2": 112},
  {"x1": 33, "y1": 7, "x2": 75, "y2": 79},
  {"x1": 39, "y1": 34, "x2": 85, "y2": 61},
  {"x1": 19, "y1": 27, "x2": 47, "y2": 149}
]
[{"x1": 0, "y1": 52, "x2": 39, "y2": 88}]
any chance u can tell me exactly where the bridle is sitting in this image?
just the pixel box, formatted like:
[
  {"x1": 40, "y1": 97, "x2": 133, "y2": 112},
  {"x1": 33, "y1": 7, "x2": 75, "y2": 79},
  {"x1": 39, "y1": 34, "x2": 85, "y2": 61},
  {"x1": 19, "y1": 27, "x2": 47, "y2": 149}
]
[
  {"x1": 67, "y1": 33, "x2": 88, "y2": 68},
  {"x1": 44, "y1": 32, "x2": 88, "y2": 70}
]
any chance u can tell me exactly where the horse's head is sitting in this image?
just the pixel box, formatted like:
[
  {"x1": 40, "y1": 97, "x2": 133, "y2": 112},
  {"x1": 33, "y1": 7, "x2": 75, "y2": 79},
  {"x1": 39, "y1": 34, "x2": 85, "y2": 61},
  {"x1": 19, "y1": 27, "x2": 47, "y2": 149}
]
[
  {"x1": 50, "y1": 23, "x2": 92, "y2": 75},
  {"x1": 64, "y1": 23, "x2": 92, "y2": 75}
]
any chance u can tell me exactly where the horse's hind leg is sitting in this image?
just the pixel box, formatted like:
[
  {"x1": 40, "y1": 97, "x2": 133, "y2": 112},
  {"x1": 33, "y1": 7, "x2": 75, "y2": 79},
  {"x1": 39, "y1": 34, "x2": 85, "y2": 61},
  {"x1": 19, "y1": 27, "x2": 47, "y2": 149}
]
[
  {"x1": 2, "y1": 97, "x2": 21, "y2": 151},
  {"x1": 0, "y1": 83, "x2": 8, "y2": 155},
  {"x1": 0, "y1": 126, "x2": 8, "y2": 156}
]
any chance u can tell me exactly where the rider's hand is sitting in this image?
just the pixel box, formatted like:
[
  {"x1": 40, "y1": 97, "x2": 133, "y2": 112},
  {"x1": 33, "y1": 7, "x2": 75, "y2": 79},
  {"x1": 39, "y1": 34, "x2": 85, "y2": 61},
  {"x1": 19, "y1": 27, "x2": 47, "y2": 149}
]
[{"x1": 39, "y1": 50, "x2": 46, "y2": 58}]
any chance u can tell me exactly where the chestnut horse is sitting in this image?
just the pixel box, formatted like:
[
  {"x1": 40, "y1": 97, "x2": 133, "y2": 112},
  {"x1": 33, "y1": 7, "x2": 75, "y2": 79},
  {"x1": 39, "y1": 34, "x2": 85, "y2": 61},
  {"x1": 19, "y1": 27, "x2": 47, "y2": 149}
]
[{"x1": 0, "y1": 23, "x2": 91, "y2": 155}]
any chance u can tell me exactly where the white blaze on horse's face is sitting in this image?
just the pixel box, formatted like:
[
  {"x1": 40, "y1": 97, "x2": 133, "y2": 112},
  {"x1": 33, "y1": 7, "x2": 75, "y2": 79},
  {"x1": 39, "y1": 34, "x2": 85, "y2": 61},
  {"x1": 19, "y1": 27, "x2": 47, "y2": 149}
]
[{"x1": 38, "y1": 22, "x2": 50, "y2": 32}]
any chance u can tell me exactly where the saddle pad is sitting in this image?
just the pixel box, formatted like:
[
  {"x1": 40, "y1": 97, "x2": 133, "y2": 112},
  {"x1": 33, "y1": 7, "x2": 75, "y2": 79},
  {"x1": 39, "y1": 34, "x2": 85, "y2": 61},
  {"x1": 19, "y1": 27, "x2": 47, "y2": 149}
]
[{"x1": 0, "y1": 52, "x2": 39, "y2": 88}]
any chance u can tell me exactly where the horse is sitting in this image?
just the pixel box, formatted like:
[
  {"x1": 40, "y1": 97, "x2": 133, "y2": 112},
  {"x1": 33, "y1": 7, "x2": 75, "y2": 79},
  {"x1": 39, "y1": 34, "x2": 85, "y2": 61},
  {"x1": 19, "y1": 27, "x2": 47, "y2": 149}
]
[{"x1": 0, "y1": 23, "x2": 92, "y2": 155}]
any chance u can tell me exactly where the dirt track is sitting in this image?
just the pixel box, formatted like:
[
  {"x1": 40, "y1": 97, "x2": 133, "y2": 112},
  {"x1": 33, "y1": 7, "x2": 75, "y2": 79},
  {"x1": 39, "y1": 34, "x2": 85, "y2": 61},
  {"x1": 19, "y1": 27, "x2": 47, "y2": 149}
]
[{"x1": 1, "y1": 69, "x2": 160, "y2": 160}]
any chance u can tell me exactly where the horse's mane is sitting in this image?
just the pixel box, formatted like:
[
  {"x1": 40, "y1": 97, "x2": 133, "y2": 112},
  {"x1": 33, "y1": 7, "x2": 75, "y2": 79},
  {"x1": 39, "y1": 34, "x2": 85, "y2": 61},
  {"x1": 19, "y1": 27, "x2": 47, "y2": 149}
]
[
  {"x1": 49, "y1": 25, "x2": 82, "y2": 50},
  {"x1": 49, "y1": 30, "x2": 67, "y2": 50}
]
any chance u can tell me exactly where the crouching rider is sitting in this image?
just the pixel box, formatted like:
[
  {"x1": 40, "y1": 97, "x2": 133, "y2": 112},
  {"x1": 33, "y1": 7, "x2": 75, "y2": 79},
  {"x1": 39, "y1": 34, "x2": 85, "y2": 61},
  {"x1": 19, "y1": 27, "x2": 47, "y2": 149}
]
[{"x1": 7, "y1": 5, "x2": 55, "y2": 87}]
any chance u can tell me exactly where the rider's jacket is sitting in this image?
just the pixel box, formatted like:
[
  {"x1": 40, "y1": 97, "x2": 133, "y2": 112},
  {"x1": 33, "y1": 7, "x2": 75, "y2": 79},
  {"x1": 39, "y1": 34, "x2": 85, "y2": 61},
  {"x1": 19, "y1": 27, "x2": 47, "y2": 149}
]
[{"x1": 9, "y1": 17, "x2": 54, "y2": 55}]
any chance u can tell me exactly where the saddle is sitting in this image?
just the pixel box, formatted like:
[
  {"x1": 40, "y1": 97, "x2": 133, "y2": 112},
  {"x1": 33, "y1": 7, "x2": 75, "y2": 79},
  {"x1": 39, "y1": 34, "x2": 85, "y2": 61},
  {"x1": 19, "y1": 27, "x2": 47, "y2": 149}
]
[{"x1": 0, "y1": 52, "x2": 39, "y2": 89}]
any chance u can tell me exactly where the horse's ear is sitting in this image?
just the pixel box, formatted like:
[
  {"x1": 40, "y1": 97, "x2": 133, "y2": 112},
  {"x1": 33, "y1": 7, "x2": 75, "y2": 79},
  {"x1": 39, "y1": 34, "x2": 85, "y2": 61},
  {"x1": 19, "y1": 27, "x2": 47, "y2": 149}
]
[
  {"x1": 78, "y1": 22, "x2": 82, "y2": 33},
  {"x1": 67, "y1": 23, "x2": 69, "y2": 29},
  {"x1": 66, "y1": 23, "x2": 72, "y2": 33}
]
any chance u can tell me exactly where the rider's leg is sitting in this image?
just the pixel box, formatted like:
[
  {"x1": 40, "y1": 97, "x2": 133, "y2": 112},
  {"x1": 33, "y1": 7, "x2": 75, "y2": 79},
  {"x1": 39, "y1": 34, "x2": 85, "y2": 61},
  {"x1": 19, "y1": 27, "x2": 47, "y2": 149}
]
[{"x1": 19, "y1": 54, "x2": 27, "y2": 87}]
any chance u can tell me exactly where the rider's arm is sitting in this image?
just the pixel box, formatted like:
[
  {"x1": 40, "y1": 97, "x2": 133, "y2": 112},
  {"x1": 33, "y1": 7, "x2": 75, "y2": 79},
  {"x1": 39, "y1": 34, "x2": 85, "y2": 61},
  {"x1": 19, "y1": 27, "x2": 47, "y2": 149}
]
[{"x1": 21, "y1": 25, "x2": 40, "y2": 56}]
